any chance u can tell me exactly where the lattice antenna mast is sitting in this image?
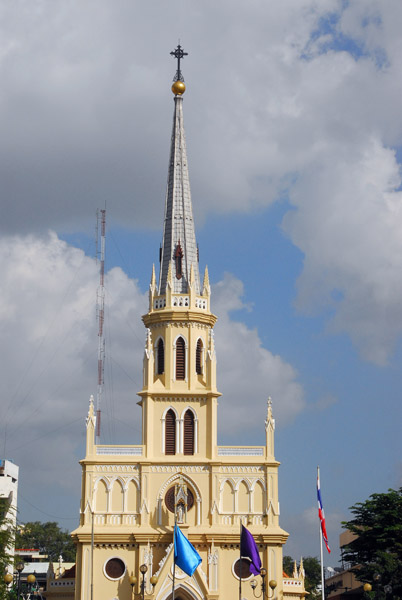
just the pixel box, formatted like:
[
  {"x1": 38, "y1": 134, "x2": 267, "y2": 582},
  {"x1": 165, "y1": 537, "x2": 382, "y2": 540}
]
[{"x1": 96, "y1": 209, "x2": 106, "y2": 444}]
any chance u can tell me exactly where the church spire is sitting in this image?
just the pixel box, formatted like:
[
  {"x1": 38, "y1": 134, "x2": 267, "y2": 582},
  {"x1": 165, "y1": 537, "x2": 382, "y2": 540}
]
[{"x1": 159, "y1": 46, "x2": 200, "y2": 295}]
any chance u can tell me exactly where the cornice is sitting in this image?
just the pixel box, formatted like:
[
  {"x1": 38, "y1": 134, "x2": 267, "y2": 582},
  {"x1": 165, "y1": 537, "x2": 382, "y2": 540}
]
[{"x1": 142, "y1": 310, "x2": 217, "y2": 328}]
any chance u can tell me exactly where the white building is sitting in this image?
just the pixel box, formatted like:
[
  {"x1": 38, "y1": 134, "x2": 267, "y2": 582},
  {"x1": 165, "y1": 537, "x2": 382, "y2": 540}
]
[{"x1": 0, "y1": 459, "x2": 19, "y2": 568}]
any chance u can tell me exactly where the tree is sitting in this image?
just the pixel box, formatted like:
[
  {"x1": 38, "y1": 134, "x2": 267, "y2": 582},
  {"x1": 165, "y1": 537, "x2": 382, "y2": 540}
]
[
  {"x1": 342, "y1": 487, "x2": 402, "y2": 599},
  {"x1": 16, "y1": 521, "x2": 76, "y2": 562},
  {"x1": 0, "y1": 498, "x2": 16, "y2": 600},
  {"x1": 283, "y1": 554, "x2": 321, "y2": 599}
]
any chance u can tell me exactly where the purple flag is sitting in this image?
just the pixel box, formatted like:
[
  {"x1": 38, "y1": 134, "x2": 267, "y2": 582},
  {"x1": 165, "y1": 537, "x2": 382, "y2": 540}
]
[{"x1": 240, "y1": 525, "x2": 261, "y2": 575}]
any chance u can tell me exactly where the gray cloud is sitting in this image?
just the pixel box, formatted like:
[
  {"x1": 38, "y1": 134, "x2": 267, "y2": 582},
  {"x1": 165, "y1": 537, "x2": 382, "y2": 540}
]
[{"x1": 2, "y1": 1, "x2": 402, "y2": 363}]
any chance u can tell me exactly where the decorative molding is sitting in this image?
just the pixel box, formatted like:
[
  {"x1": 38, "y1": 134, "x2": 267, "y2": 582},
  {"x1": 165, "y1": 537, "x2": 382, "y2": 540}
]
[
  {"x1": 154, "y1": 396, "x2": 208, "y2": 403},
  {"x1": 220, "y1": 466, "x2": 263, "y2": 473},
  {"x1": 149, "y1": 321, "x2": 210, "y2": 330},
  {"x1": 94, "y1": 465, "x2": 139, "y2": 473},
  {"x1": 151, "y1": 465, "x2": 209, "y2": 473}
]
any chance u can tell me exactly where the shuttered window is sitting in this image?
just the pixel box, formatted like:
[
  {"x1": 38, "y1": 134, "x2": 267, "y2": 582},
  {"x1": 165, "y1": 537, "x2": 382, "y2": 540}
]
[
  {"x1": 183, "y1": 410, "x2": 195, "y2": 455},
  {"x1": 176, "y1": 337, "x2": 185, "y2": 380},
  {"x1": 157, "y1": 338, "x2": 164, "y2": 374},
  {"x1": 196, "y1": 339, "x2": 203, "y2": 375},
  {"x1": 165, "y1": 409, "x2": 176, "y2": 455}
]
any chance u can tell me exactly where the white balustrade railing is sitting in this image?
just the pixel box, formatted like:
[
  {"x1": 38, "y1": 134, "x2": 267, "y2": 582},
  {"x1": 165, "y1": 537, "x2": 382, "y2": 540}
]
[
  {"x1": 218, "y1": 447, "x2": 264, "y2": 456},
  {"x1": 96, "y1": 446, "x2": 143, "y2": 456},
  {"x1": 153, "y1": 296, "x2": 207, "y2": 310}
]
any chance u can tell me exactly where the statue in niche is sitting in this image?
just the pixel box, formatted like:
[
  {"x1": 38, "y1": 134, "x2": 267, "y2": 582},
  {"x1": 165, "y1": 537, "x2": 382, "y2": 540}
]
[{"x1": 175, "y1": 477, "x2": 188, "y2": 524}]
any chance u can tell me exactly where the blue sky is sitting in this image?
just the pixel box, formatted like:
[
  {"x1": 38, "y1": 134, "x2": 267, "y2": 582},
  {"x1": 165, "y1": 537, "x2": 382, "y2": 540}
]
[{"x1": 1, "y1": 0, "x2": 402, "y2": 567}]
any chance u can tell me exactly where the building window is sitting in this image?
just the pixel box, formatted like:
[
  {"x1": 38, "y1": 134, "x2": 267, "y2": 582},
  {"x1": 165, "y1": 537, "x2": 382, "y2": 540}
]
[
  {"x1": 183, "y1": 410, "x2": 195, "y2": 455},
  {"x1": 157, "y1": 338, "x2": 164, "y2": 374},
  {"x1": 165, "y1": 486, "x2": 194, "y2": 513},
  {"x1": 196, "y1": 339, "x2": 203, "y2": 375},
  {"x1": 165, "y1": 409, "x2": 176, "y2": 455},
  {"x1": 104, "y1": 557, "x2": 126, "y2": 580},
  {"x1": 176, "y1": 337, "x2": 185, "y2": 380},
  {"x1": 175, "y1": 242, "x2": 183, "y2": 279},
  {"x1": 233, "y1": 558, "x2": 253, "y2": 580}
]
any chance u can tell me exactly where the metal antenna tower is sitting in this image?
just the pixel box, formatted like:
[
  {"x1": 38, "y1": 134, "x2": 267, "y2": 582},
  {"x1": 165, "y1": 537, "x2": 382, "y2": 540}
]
[{"x1": 96, "y1": 209, "x2": 106, "y2": 444}]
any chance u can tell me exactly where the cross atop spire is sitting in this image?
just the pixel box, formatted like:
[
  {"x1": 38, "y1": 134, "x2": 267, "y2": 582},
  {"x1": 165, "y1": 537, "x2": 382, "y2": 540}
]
[
  {"x1": 170, "y1": 44, "x2": 188, "y2": 82},
  {"x1": 159, "y1": 49, "x2": 200, "y2": 295}
]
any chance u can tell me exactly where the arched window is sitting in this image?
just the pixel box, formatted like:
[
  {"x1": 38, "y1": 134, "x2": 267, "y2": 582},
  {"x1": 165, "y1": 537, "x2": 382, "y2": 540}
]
[
  {"x1": 157, "y1": 338, "x2": 164, "y2": 374},
  {"x1": 183, "y1": 410, "x2": 195, "y2": 455},
  {"x1": 196, "y1": 339, "x2": 203, "y2": 375},
  {"x1": 176, "y1": 337, "x2": 185, "y2": 380},
  {"x1": 165, "y1": 409, "x2": 176, "y2": 455}
]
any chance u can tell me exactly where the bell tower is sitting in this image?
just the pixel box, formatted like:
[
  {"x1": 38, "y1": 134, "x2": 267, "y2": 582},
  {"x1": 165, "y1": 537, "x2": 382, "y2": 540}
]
[
  {"x1": 140, "y1": 49, "x2": 220, "y2": 461},
  {"x1": 72, "y1": 46, "x2": 306, "y2": 600}
]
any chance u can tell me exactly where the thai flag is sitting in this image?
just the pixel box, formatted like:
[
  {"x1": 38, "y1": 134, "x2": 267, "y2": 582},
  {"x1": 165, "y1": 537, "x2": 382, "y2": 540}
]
[{"x1": 317, "y1": 472, "x2": 331, "y2": 553}]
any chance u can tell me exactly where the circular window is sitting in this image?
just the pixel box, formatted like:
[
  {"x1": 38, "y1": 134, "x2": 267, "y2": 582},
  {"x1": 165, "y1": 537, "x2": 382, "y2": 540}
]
[
  {"x1": 233, "y1": 558, "x2": 253, "y2": 580},
  {"x1": 104, "y1": 557, "x2": 126, "y2": 580},
  {"x1": 165, "y1": 486, "x2": 194, "y2": 513}
]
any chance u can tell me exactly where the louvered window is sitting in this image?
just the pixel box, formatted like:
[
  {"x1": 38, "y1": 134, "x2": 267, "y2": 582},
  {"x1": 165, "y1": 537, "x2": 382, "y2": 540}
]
[
  {"x1": 196, "y1": 339, "x2": 203, "y2": 375},
  {"x1": 165, "y1": 409, "x2": 176, "y2": 455},
  {"x1": 183, "y1": 411, "x2": 195, "y2": 455},
  {"x1": 157, "y1": 338, "x2": 164, "y2": 374},
  {"x1": 176, "y1": 337, "x2": 185, "y2": 380}
]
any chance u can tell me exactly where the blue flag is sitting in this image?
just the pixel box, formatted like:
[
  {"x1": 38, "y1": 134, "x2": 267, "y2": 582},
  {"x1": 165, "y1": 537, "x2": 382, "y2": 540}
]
[
  {"x1": 240, "y1": 525, "x2": 261, "y2": 575},
  {"x1": 174, "y1": 525, "x2": 202, "y2": 576}
]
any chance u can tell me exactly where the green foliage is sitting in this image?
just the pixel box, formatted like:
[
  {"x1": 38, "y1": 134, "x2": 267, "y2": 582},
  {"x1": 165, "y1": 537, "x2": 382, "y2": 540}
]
[
  {"x1": 16, "y1": 521, "x2": 76, "y2": 562},
  {"x1": 0, "y1": 498, "x2": 16, "y2": 600},
  {"x1": 342, "y1": 487, "x2": 402, "y2": 599},
  {"x1": 283, "y1": 554, "x2": 321, "y2": 599},
  {"x1": 283, "y1": 555, "x2": 294, "y2": 576}
]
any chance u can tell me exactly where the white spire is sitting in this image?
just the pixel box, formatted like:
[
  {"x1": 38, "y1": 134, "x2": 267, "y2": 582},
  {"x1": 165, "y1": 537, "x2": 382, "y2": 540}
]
[{"x1": 159, "y1": 93, "x2": 200, "y2": 295}]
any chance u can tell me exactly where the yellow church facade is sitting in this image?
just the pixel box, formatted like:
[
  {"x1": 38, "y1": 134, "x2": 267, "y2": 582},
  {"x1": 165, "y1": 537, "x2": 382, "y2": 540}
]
[{"x1": 72, "y1": 48, "x2": 306, "y2": 600}]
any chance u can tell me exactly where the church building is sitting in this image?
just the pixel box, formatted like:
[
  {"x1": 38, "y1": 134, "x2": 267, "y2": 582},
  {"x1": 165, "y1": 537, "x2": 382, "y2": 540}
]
[{"x1": 72, "y1": 47, "x2": 306, "y2": 600}]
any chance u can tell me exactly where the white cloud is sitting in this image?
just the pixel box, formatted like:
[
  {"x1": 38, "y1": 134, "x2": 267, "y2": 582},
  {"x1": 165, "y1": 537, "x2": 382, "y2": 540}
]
[
  {"x1": 213, "y1": 273, "x2": 305, "y2": 440},
  {"x1": 0, "y1": 233, "x2": 147, "y2": 498},
  {"x1": 0, "y1": 234, "x2": 304, "y2": 513},
  {"x1": 2, "y1": 1, "x2": 402, "y2": 362},
  {"x1": 283, "y1": 138, "x2": 402, "y2": 365}
]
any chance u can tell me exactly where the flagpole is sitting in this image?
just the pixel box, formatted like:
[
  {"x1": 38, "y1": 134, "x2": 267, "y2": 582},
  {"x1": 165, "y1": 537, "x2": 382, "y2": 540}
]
[
  {"x1": 239, "y1": 520, "x2": 242, "y2": 600},
  {"x1": 318, "y1": 466, "x2": 325, "y2": 600},
  {"x1": 172, "y1": 514, "x2": 176, "y2": 600}
]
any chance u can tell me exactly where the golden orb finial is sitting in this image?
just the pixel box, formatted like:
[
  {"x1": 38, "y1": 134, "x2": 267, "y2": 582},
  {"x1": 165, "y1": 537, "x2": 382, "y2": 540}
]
[{"x1": 172, "y1": 80, "x2": 186, "y2": 95}]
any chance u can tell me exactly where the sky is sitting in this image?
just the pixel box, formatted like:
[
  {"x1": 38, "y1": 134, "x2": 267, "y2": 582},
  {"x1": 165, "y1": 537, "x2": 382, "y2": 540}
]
[{"x1": 1, "y1": 0, "x2": 402, "y2": 567}]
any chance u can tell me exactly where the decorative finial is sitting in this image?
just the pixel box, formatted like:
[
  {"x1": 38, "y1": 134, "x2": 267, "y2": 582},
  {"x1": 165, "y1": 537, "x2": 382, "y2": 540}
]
[{"x1": 170, "y1": 44, "x2": 187, "y2": 95}]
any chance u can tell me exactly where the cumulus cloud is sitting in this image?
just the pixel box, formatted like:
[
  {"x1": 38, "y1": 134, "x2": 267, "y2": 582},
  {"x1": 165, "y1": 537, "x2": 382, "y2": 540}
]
[
  {"x1": 2, "y1": 1, "x2": 402, "y2": 366},
  {"x1": 0, "y1": 234, "x2": 304, "y2": 512},
  {"x1": 213, "y1": 273, "x2": 305, "y2": 442},
  {"x1": 0, "y1": 233, "x2": 147, "y2": 501},
  {"x1": 283, "y1": 138, "x2": 402, "y2": 364}
]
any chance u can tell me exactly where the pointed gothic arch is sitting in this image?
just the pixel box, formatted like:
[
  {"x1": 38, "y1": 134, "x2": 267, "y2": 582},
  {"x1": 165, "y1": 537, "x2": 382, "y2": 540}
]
[
  {"x1": 94, "y1": 477, "x2": 110, "y2": 513},
  {"x1": 155, "y1": 336, "x2": 165, "y2": 375},
  {"x1": 157, "y1": 473, "x2": 202, "y2": 527},
  {"x1": 181, "y1": 406, "x2": 198, "y2": 454},
  {"x1": 195, "y1": 337, "x2": 203, "y2": 375},
  {"x1": 164, "y1": 588, "x2": 200, "y2": 600},
  {"x1": 165, "y1": 408, "x2": 176, "y2": 455},
  {"x1": 174, "y1": 335, "x2": 186, "y2": 380},
  {"x1": 183, "y1": 408, "x2": 195, "y2": 455},
  {"x1": 161, "y1": 406, "x2": 179, "y2": 455}
]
